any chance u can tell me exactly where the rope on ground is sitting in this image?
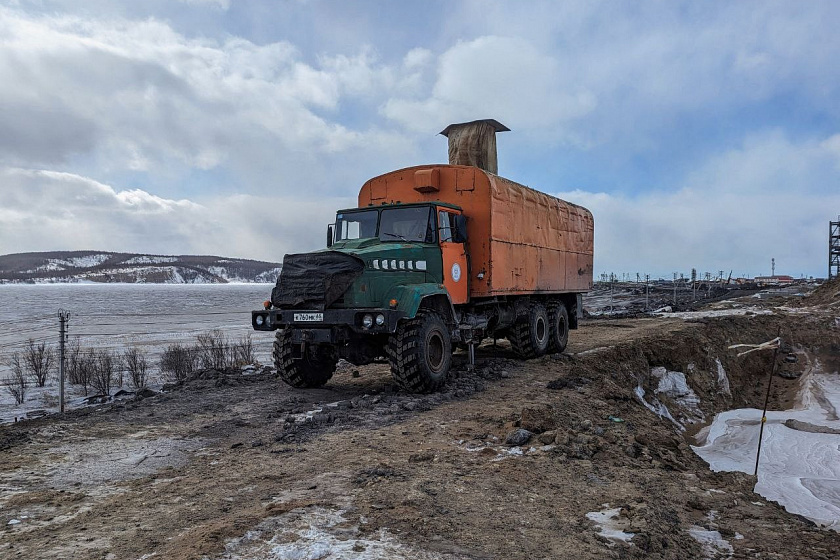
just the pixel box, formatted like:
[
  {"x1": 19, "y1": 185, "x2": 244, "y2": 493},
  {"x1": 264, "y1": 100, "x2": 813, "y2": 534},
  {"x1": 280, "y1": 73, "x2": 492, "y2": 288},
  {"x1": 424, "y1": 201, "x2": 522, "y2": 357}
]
[{"x1": 728, "y1": 336, "x2": 780, "y2": 357}]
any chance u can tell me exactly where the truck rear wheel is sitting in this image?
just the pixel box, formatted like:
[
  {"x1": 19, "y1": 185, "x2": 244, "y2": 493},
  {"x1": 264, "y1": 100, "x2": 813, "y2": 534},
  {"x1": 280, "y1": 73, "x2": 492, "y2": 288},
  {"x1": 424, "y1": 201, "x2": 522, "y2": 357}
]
[
  {"x1": 387, "y1": 311, "x2": 452, "y2": 393},
  {"x1": 273, "y1": 329, "x2": 337, "y2": 388},
  {"x1": 547, "y1": 301, "x2": 569, "y2": 354},
  {"x1": 509, "y1": 303, "x2": 550, "y2": 359}
]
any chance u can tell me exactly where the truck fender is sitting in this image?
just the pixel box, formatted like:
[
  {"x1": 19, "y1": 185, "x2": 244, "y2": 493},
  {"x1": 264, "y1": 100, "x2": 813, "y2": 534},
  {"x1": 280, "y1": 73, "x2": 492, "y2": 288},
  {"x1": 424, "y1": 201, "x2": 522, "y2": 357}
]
[{"x1": 384, "y1": 284, "x2": 456, "y2": 324}]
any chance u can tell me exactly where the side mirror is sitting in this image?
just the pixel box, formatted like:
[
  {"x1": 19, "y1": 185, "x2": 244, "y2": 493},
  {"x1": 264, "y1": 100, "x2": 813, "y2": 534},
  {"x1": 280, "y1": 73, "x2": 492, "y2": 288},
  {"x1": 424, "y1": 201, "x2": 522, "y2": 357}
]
[
  {"x1": 327, "y1": 224, "x2": 334, "y2": 247},
  {"x1": 453, "y1": 215, "x2": 468, "y2": 243}
]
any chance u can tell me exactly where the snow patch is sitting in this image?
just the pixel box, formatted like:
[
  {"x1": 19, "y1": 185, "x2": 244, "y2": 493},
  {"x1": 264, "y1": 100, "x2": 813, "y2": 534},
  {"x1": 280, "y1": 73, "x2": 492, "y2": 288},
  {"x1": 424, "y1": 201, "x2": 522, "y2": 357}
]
[
  {"x1": 654, "y1": 307, "x2": 772, "y2": 319},
  {"x1": 688, "y1": 525, "x2": 733, "y2": 559},
  {"x1": 716, "y1": 358, "x2": 731, "y2": 396},
  {"x1": 635, "y1": 385, "x2": 685, "y2": 430},
  {"x1": 586, "y1": 505, "x2": 635, "y2": 544},
  {"x1": 652, "y1": 367, "x2": 704, "y2": 424},
  {"x1": 218, "y1": 506, "x2": 448, "y2": 559},
  {"x1": 636, "y1": 366, "x2": 704, "y2": 431},
  {"x1": 123, "y1": 256, "x2": 178, "y2": 265},
  {"x1": 692, "y1": 358, "x2": 840, "y2": 530}
]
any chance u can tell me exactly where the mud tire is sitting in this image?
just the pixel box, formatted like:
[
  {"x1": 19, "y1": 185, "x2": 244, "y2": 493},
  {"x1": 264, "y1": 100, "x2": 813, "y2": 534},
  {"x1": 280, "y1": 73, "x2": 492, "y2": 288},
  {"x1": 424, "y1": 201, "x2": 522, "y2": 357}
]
[
  {"x1": 386, "y1": 311, "x2": 452, "y2": 393},
  {"x1": 273, "y1": 329, "x2": 337, "y2": 388},
  {"x1": 547, "y1": 301, "x2": 570, "y2": 354},
  {"x1": 509, "y1": 303, "x2": 550, "y2": 359}
]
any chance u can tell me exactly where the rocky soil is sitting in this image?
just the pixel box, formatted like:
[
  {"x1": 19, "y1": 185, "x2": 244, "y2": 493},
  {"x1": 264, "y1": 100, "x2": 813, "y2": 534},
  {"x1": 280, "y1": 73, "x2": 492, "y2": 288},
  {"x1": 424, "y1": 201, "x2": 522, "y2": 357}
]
[{"x1": 1, "y1": 294, "x2": 839, "y2": 559}]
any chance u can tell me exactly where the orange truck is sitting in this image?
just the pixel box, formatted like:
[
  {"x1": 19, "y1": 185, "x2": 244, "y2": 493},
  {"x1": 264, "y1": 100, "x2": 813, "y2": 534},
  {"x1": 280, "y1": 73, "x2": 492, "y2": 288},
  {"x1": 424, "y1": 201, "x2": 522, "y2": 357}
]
[{"x1": 253, "y1": 120, "x2": 594, "y2": 392}]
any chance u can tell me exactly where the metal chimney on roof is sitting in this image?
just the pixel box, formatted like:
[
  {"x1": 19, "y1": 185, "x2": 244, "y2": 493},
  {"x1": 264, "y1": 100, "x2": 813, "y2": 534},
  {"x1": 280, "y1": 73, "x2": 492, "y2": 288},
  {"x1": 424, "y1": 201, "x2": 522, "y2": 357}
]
[{"x1": 440, "y1": 119, "x2": 510, "y2": 174}]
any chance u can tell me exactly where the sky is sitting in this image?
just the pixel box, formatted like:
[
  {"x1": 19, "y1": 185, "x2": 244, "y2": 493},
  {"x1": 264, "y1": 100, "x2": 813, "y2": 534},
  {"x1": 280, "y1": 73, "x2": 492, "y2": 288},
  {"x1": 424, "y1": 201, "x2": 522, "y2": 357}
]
[{"x1": 1, "y1": 0, "x2": 839, "y2": 279}]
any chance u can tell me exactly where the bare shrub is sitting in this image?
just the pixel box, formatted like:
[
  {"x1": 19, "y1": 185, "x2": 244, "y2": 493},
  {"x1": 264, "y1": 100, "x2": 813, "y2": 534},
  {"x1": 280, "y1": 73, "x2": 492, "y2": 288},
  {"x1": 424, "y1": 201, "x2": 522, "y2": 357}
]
[
  {"x1": 4, "y1": 353, "x2": 28, "y2": 405},
  {"x1": 90, "y1": 350, "x2": 117, "y2": 396},
  {"x1": 123, "y1": 348, "x2": 149, "y2": 389},
  {"x1": 196, "y1": 329, "x2": 230, "y2": 370},
  {"x1": 159, "y1": 344, "x2": 198, "y2": 382},
  {"x1": 24, "y1": 339, "x2": 54, "y2": 387},
  {"x1": 232, "y1": 334, "x2": 255, "y2": 367}
]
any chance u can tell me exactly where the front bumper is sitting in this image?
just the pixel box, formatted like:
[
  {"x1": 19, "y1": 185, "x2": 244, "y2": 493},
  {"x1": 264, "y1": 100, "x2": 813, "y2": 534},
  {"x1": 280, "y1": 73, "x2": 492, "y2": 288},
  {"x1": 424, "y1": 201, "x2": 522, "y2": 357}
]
[{"x1": 251, "y1": 308, "x2": 406, "y2": 335}]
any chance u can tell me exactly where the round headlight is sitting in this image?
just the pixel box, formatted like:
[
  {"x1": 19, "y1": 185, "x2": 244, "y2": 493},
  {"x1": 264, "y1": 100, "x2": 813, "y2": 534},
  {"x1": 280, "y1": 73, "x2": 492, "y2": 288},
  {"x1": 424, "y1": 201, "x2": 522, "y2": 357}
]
[
  {"x1": 255, "y1": 315, "x2": 265, "y2": 326},
  {"x1": 375, "y1": 314, "x2": 385, "y2": 326},
  {"x1": 362, "y1": 314, "x2": 373, "y2": 329}
]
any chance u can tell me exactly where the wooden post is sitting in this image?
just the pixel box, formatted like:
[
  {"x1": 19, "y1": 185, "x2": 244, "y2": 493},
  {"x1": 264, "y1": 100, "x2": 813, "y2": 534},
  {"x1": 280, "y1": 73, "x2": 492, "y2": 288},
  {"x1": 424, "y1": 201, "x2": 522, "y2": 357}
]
[{"x1": 754, "y1": 332, "x2": 781, "y2": 478}]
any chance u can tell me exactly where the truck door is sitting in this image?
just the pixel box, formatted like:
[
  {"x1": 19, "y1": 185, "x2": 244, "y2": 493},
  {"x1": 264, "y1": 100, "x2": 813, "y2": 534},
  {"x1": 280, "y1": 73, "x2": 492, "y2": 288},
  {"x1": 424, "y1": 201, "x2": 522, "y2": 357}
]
[{"x1": 438, "y1": 208, "x2": 469, "y2": 304}]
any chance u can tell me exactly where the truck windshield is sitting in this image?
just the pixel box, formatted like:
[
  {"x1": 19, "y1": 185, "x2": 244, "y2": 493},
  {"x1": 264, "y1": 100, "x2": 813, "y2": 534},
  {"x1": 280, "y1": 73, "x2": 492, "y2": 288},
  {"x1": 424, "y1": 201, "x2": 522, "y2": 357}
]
[
  {"x1": 379, "y1": 206, "x2": 435, "y2": 243},
  {"x1": 335, "y1": 210, "x2": 378, "y2": 241}
]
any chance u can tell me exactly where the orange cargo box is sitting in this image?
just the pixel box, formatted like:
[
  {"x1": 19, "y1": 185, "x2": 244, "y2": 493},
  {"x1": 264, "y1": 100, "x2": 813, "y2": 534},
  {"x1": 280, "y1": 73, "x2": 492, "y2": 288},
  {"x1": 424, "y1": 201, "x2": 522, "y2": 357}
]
[{"x1": 359, "y1": 165, "x2": 594, "y2": 298}]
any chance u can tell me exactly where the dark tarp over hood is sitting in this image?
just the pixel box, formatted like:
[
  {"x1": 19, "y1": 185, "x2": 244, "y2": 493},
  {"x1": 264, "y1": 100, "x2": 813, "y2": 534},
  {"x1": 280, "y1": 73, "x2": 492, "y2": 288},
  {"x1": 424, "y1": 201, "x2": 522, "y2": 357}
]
[{"x1": 271, "y1": 251, "x2": 365, "y2": 310}]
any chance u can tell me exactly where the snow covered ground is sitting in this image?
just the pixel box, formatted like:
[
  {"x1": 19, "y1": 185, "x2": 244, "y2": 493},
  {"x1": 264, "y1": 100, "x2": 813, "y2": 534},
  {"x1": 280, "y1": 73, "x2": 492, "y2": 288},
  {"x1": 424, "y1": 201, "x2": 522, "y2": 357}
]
[{"x1": 692, "y1": 354, "x2": 840, "y2": 530}]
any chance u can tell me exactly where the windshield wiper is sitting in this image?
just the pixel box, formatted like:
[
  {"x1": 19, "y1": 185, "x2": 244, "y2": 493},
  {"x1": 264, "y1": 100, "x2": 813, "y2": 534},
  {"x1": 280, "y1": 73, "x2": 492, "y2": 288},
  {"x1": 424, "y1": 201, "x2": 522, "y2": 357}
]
[{"x1": 381, "y1": 232, "x2": 409, "y2": 242}]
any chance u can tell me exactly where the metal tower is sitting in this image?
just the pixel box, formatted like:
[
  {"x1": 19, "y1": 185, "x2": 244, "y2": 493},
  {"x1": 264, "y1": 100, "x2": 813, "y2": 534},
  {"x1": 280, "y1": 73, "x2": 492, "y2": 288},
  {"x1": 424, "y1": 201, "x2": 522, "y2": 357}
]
[{"x1": 831, "y1": 217, "x2": 840, "y2": 279}]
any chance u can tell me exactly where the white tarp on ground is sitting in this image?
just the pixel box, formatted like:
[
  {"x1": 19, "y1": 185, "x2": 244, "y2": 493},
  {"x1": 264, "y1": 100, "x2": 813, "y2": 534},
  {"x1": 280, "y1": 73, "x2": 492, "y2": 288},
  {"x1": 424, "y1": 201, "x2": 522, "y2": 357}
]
[{"x1": 692, "y1": 356, "x2": 840, "y2": 530}]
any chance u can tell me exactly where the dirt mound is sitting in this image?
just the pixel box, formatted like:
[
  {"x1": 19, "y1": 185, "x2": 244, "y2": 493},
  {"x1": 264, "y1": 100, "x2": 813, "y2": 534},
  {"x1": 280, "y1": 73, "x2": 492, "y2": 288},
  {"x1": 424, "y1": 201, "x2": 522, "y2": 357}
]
[{"x1": 802, "y1": 276, "x2": 840, "y2": 306}]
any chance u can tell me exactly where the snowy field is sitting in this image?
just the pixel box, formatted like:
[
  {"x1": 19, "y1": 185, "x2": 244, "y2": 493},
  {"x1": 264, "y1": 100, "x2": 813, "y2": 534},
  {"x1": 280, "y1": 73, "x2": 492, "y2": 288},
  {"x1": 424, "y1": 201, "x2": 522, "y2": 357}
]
[
  {"x1": 692, "y1": 353, "x2": 840, "y2": 530},
  {"x1": 0, "y1": 284, "x2": 278, "y2": 422}
]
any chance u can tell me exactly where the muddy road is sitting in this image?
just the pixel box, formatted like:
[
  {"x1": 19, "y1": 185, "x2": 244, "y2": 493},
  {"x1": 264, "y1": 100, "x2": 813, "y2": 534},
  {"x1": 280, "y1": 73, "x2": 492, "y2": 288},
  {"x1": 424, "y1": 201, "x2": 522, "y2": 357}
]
[{"x1": 2, "y1": 304, "x2": 839, "y2": 559}]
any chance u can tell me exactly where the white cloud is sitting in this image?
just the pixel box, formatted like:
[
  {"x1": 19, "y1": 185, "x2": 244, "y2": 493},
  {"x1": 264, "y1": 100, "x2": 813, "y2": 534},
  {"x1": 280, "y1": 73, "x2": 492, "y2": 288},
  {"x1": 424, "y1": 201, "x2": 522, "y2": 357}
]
[
  {"x1": 383, "y1": 36, "x2": 596, "y2": 134},
  {"x1": 0, "y1": 6, "x2": 415, "y2": 195},
  {"x1": 558, "y1": 132, "x2": 840, "y2": 278},
  {"x1": 176, "y1": 0, "x2": 229, "y2": 9},
  {"x1": 0, "y1": 168, "x2": 351, "y2": 261}
]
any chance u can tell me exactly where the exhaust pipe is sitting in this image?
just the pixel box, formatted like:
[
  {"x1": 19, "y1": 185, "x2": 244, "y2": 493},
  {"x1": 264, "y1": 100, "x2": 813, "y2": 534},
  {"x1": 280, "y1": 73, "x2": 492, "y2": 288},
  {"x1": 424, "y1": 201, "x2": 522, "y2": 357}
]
[{"x1": 440, "y1": 119, "x2": 509, "y2": 175}]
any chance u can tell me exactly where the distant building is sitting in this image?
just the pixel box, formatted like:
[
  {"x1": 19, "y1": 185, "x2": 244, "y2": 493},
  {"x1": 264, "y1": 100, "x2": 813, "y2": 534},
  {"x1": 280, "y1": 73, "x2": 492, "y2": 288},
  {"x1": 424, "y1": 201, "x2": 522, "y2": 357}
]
[{"x1": 754, "y1": 275, "x2": 795, "y2": 285}]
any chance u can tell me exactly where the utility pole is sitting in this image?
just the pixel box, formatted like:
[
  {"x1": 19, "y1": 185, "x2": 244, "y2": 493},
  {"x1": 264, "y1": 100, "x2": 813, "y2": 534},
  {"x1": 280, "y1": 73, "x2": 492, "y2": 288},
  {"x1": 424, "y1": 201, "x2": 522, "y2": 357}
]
[
  {"x1": 691, "y1": 268, "x2": 697, "y2": 301},
  {"x1": 830, "y1": 217, "x2": 840, "y2": 280},
  {"x1": 58, "y1": 309, "x2": 70, "y2": 414},
  {"x1": 771, "y1": 258, "x2": 775, "y2": 277},
  {"x1": 673, "y1": 272, "x2": 677, "y2": 305},
  {"x1": 645, "y1": 274, "x2": 650, "y2": 310}
]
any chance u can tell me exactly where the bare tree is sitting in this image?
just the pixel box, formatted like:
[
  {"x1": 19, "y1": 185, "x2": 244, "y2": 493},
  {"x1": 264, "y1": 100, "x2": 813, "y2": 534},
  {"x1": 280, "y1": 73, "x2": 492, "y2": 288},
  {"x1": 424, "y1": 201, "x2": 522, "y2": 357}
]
[
  {"x1": 79, "y1": 349, "x2": 96, "y2": 396},
  {"x1": 90, "y1": 350, "x2": 117, "y2": 396},
  {"x1": 4, "y1": 352, "x2": 28, "y2": 405},
  {"x1": 159, "y1": 344, "x2": 198, "y2": 382},
  {"x1": 67, "y1": 337, "x2": 83, "y2": 385},
  {"x1": 23, "y1": 339, "x2": 54, "y2": 387},
  {"x1": 123, "y1": 348, "x2": 148, "y2": 389}
]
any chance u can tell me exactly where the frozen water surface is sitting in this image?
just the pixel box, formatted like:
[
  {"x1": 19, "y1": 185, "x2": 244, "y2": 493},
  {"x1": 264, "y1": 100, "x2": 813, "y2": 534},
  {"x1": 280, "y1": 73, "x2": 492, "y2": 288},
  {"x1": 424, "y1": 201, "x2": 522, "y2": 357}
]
[
  {"x1": 0, "y1": 284, "x2": 276, "y2": 422},
  {"x1": 692, "y1": 357, "x2": 840, "y2": 530}
]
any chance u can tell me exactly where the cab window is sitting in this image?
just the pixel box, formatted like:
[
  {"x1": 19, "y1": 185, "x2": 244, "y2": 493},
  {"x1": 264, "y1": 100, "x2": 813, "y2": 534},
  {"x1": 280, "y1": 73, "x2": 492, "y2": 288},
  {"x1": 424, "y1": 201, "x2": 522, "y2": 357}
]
[{"x1": 438, "y1": 211, "x2": 456, "y2": 243}]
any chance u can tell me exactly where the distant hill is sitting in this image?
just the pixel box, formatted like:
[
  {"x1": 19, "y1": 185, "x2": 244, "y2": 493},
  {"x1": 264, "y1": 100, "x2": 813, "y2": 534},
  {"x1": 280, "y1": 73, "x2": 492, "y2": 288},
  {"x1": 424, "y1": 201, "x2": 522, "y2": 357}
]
[{"x1": 0, "y1": 251, "x2": 282, "y2": 284}]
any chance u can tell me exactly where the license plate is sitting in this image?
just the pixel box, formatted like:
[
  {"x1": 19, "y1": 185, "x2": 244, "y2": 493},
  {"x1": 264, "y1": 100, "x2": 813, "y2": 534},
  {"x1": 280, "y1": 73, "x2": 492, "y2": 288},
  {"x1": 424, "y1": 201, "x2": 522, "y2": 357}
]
[{"x1": 293, "y1": 313, "x2": 323, "y2": 322}]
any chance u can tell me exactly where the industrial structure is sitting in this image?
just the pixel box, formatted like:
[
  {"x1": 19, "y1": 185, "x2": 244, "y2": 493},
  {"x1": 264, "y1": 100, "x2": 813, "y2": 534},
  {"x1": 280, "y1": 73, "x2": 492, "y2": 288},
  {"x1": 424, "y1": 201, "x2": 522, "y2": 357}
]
[{"x1": 831, "y1": 217, "x2": 840, "y2": 280}]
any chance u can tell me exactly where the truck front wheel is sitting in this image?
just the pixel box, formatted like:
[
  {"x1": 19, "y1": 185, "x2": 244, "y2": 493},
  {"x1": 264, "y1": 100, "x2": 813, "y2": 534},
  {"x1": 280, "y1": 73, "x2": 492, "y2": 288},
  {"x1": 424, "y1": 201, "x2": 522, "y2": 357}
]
[
  {"x1": 387, "y1": 311, "x2": 452, "y2": 393},
  {"x1": 547, "y1": 301, "x2": 569, "y2": 354},
  {"x1": 273, "y1": 329, "x2": 337, "y2": 388},
  {"x1": 509, "y1": 303, "x2": 550, "y2": 359}
]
